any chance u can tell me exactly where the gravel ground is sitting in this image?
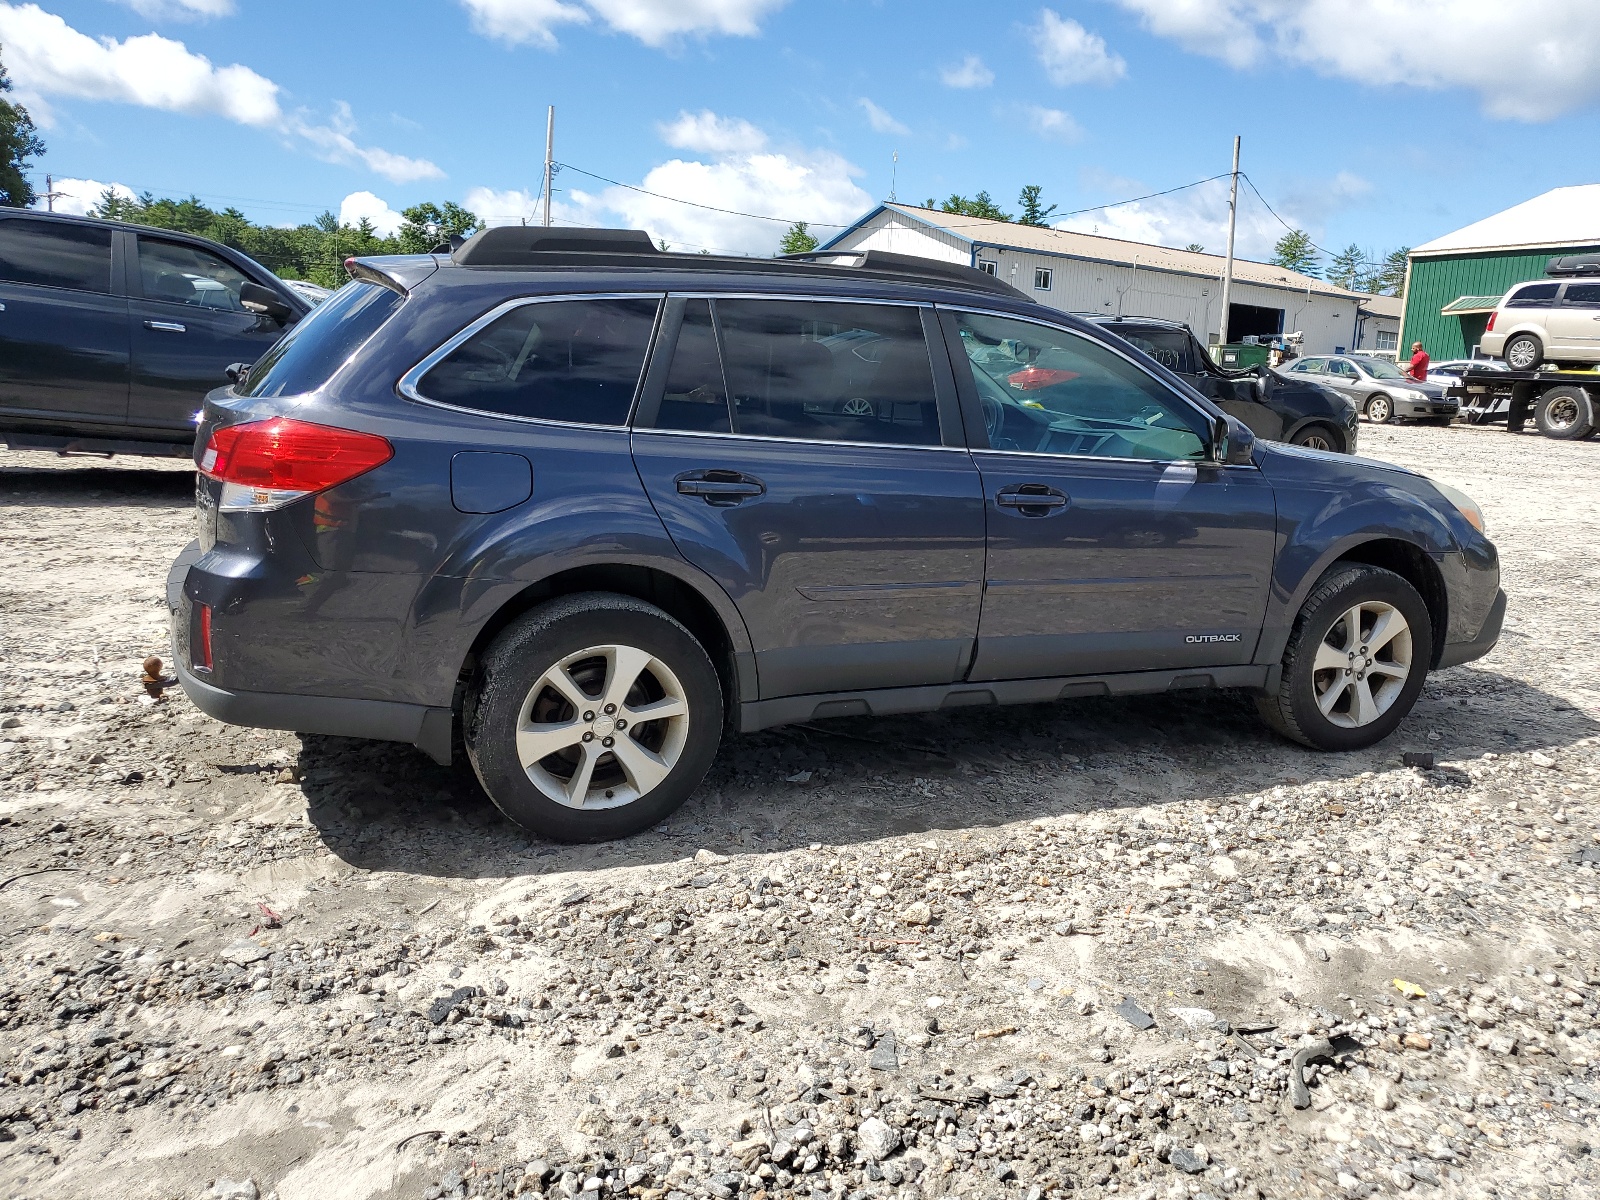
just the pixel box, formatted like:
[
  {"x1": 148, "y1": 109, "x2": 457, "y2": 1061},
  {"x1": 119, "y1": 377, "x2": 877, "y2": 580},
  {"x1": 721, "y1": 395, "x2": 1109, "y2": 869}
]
[{"x1": 1, "y1": 423, "x2": 1597, "y2": 1200}]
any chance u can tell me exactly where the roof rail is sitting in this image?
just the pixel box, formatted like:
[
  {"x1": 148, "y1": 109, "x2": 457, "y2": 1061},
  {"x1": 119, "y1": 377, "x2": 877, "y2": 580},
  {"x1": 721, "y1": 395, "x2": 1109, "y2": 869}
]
[
  {"x1": 453, "y1": 226, "x2": 661, "y2": 266},
  {"x1": 780, "y1": 248, "x2": 1025, "y2": 298}
]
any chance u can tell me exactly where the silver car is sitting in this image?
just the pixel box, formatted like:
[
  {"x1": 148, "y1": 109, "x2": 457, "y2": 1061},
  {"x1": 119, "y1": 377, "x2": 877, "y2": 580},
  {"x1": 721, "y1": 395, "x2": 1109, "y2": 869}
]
[{"x1": 1278, "y1": 354, "x2": 1458, "y2": 424}]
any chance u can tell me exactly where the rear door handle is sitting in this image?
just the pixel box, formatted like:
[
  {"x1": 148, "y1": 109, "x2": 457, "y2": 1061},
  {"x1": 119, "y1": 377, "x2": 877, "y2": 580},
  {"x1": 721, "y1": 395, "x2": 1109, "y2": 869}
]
[
  {"x1": 145, "y1": 320, "x2": 186, "y2": 333},
  {"x1": 997, "y1": 485, "x2": 1069, "y2": 513},
  {"x1": 675, "y1": 470, "x2": 765, "y2": 506}
]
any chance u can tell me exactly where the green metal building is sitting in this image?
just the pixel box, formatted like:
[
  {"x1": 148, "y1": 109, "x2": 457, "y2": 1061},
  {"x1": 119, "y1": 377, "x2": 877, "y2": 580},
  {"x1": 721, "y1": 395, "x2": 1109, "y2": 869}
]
[{"x1": 1399, "y1": 185, "x2": 1600, "y2": 360}]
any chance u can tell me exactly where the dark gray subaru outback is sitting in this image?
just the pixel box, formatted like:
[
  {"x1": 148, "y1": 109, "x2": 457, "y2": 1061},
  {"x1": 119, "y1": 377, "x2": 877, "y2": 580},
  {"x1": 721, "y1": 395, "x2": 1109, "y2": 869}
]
[{"x1": 169, "y1": 228, "x2": 1505, "y2": 841}]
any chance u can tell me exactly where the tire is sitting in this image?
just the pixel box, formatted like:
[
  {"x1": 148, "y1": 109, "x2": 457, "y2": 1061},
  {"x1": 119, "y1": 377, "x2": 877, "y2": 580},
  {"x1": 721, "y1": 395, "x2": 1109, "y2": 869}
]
[
  {"x1": 1289, "y1": 423, "x2": 1340, "y2": 451},
  {"x1": 465, "y1": 592, "x2": 723, "y2": 842},
  {"x1": 1502, "y1": 333, "x2": 1543, "y2": 372},
  {"x1": 1256, "y1": 565, "x2": 1432, "y2": 752},
  {"x1": 1534, "y1": 385, "x2": 1595, "y2": 440},
  {"x1": 1364, "y1": 394, "x2": 1392, "y2": 423}
]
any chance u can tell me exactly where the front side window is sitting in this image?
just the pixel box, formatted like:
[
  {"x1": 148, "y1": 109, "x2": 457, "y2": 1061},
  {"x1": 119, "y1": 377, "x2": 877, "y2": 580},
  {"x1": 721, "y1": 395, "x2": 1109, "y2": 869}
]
[
  {"x1": 952, "y1": 311, "x2": 1207, "y2": 461},
  {"x1": 241, "y1": 281, "x2": 402, "y2": 398},
  {"x1": 139, "y1": 238, "x2": 253, "y2": 311},
  {"x1": 0, "y1": 218, "x2": 112, "y2": 294},
  {"x1": 1507, "y1": 282, "x2": 1558, "y2": 308},
  {"x1": 415, "y1": 297, "x2": 659, "y2": 425},
  {"x1": 701, "y1": 298, "x2": 941, "y2": 446},
  {"x1": 1034, "y1": 267, "x2": 1052, "y2": 291},
  {"x1": 1326, "y1": 360, "x2": 1356, "y2": 378},
  {"x1": 1563, "y1": 283, "x2": 1600, "y2": 308}
]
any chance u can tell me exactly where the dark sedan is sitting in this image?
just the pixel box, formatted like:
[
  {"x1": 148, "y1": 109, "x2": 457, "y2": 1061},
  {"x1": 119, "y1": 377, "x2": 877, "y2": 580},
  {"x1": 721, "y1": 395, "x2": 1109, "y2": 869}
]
[{"x1": 1091, "y1": 316, "x2": 1359, "y2": 452}]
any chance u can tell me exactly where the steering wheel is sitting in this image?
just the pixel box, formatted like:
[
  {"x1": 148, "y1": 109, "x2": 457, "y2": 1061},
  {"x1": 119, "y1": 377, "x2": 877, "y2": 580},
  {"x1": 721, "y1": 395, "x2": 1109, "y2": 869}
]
[{"x1": 981, "y1": 395, "x2": 1004, "y2": 443}]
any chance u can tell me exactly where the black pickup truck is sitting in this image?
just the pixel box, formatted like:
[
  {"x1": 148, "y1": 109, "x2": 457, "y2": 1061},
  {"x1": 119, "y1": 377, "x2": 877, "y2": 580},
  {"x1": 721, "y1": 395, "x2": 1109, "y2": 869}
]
[{"x1": 0, "y1": 209, "x2": 309, "y2": 457}]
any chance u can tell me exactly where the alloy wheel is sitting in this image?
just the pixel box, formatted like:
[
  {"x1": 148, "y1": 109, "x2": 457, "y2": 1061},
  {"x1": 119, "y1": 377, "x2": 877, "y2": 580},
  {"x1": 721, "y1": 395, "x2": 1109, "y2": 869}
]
[
  {"x1": 1367, "y1": 396, "x2": 1391, "y2": 423},
  {"x1": 516, "y1": 644, "x2": 691, "y2": 809},
  {"x1": 1311, "y1": 601, "x2": 1413, "y2": 728},
  {"x1": 1506, "y1": 339, "x2": 1539, "y2": 370},
  {"x1": 1301, "y1": 432, "x2": 1333, "y2": 451}
]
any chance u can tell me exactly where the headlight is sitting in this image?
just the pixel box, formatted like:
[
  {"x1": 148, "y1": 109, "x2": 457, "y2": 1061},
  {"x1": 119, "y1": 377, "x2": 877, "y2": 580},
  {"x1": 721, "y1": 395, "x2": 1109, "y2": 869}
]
[{"x1": 1435, "y1": 481, "x2": 1486, "y2": 535}]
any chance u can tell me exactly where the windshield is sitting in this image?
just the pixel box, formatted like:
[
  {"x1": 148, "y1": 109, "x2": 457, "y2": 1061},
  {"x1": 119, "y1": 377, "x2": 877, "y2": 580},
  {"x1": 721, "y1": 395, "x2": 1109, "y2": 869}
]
[
  {"x1": 240, "y1": 281, "x2": 402, "y2": 398},
  {"x1": 1355, "y1": 357, "x2": 1406, "y2": 379}
]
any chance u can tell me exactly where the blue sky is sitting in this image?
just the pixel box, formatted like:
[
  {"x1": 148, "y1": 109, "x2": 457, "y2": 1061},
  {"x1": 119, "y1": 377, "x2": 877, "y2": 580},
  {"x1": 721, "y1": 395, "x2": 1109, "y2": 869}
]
[{"x1": 7, "y1": 1, "x2": 1600, "y2": 265}]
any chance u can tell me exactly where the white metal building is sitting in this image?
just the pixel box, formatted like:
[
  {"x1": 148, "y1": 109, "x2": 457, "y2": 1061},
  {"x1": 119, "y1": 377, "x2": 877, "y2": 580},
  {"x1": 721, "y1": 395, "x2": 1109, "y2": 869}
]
[{"x1": 822, "y1": 204, "x2": 1401, "y2": 357}]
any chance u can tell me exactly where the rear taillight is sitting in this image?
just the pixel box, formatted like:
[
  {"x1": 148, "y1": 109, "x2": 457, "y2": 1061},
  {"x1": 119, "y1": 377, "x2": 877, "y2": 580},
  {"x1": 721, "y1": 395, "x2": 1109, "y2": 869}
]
[
  {"x1": 199, "y1": 417, "x2": 392, "y2": 512},
  {"x1": 1485, "y1": 311, "x2": 1497, "y2": 332}
]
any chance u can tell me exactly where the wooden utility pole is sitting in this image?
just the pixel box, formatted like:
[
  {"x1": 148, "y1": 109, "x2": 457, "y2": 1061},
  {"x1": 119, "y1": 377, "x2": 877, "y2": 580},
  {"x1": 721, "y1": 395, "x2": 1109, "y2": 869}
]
[{"x1": 1218, "y1": 136, "x2": 1241, "y2": 347}]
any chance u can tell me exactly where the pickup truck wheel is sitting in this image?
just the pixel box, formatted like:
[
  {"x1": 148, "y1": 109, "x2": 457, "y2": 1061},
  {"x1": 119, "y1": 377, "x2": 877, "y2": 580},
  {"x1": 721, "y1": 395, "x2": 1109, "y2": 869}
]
[
  {"x1": 1502, "y1": 333, "x2": 1543, "y2": 371},
  {"x1": 1364, "y1": 394, "x2": 1392, "y2": 423},
  {"x1": 1534, "y1": 385, "x2": 1594, "y2": 440},
  {"x1": 1289, "y1": 423, "x2": 1339, "y2": 451},
  {"x1": 1256, "y1": 565, "x2": 1432, "y2": 752},
  {"x1": 465, "y1": 592, "x2": 723, "y2": 842}
]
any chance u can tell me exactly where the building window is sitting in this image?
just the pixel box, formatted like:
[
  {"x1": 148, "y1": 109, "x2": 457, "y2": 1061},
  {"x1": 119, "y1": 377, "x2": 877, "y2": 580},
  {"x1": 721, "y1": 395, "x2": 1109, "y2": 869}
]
[
  {"x1": 977, "y1": 260, "x2": 997, "y2": 276},
  {"x1": 1375, "y1": 330, "x2": 1397, "y2": 351},
  {"x1": 1034, "y1": 267, "x2": 1052, "y2": 291}
]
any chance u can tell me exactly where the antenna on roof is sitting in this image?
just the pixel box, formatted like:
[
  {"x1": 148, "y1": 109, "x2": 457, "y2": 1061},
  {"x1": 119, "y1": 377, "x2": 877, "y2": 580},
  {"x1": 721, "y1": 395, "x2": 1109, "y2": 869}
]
[{"x1": 889, "y1": 151, "x2": 899, "y2": 203}]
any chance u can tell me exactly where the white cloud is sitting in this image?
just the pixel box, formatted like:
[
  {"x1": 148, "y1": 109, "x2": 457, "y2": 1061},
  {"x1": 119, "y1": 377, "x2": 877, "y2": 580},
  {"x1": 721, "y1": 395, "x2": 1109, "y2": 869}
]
[
  {"x1": 1057, "y1": 177, "x2": 1294, "y2": 260},
  {"x1": 460, "y1": 0, "x2": 787, "y2": 49},
  {"x1": 1031, "y1": 9, "x2": 1126, "y2": 86},
  {"x1": 462, "y1": 185, "x2": 596, "y2": 227},
  {"x1": 338, "y1": 191, "x2": 406, "y2": 237},
  {"x1": 0, "y1": 4, "x2": 441, "y2": 183},
  {"x1": 115, "y1": 0, "x2": 236, "y2": 19},
  {"x1": 1025, "y1": 104, "x2": 1083, "y2": 143},
  {"x1": 858, "y1": 97, "x2": 909, "y2": 136},
  {"x1": 658, "y1": 109, "x2": 767, "y2": 154},
  {"x1": 33, "y1": 176, "x2": 135, "y2": 216},
  {"x1": 1111, "y1": 0, "x2": 1600, "y2": 121},
  {"x1": 939, "y1": 54, "x2": 993, "y2": 89}
]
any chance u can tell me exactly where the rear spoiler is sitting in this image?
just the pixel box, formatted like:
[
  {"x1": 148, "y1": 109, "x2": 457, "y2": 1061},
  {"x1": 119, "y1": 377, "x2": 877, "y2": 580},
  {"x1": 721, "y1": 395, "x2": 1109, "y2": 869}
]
[{"x1": 343, "y1": 254, "x2": 442, "y2": 296}]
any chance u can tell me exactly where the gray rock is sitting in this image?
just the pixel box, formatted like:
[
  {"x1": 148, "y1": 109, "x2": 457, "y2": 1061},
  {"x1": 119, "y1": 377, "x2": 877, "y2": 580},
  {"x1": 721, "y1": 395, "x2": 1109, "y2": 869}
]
[
  {"x1": 857, "y1": 1116, "x2": 900, "y2": 1161},
  {"x1": 868, "y1": 1031, "x2": 899, "y2": 1071},
  {"x1": 220, "y1": 942, "x2": 270, "y2": 966},
  {"x1": 208, "y1": 1181, "x2": 259, "y2": 1200},
  {"x1": 1168, "y1": 1147, "x2": 1207, "y2": 1174}
]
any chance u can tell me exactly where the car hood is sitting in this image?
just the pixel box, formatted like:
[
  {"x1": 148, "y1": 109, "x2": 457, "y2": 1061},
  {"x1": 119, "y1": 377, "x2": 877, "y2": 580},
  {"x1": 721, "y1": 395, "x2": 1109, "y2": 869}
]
[{"x1": 1255, "y1": 436, "x2": 1422, "y2": 479}]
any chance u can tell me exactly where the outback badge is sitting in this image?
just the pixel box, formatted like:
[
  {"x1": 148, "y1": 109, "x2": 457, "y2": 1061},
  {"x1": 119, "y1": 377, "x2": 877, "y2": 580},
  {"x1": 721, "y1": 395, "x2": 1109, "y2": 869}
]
[{"x1": 1186, "y1": 633, "x2": 1242, "y2": 644}]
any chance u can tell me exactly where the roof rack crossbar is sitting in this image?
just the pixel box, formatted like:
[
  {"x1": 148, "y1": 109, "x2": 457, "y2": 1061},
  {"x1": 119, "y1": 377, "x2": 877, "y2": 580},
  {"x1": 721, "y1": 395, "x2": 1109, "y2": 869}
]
[{"x1": 780, "y1": 248, "x2": 1024, "y2": 298}]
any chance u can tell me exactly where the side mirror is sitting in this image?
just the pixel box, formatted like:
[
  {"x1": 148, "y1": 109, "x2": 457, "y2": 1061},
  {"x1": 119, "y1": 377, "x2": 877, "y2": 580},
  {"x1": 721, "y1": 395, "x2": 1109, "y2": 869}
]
[
  {"x1": 1211, "y1": 415, "x2": 1255, "y2": 465},
  {"x1": 240, "y1": 281, "x2": 293, "y2": 323},
  {"x1": 1210, "y1": 414, "x2": 1230, "y2": 462}
]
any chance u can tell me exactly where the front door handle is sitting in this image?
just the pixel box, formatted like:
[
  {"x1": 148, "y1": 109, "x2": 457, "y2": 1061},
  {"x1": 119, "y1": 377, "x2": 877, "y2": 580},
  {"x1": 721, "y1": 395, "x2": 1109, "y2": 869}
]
[
  {"x1": 996, "y1": 484, "x2": 1069, "y2": 514},
  {"x1": 675, "y1": 469, "x2": 765, "y2": 506},
  {"x1": 145, "y1": 320, "x2": 186, "y2": 333}
]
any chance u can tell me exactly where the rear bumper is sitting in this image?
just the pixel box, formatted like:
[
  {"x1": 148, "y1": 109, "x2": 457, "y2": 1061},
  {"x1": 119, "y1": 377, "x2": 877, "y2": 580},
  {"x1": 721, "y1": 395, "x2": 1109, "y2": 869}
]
[
  {"x1": 1437, "y1": 587, "x2": 1506, "y2": 669},
  {"x1": 167, "y1": 539, "x2": 452, "y2": 764}
]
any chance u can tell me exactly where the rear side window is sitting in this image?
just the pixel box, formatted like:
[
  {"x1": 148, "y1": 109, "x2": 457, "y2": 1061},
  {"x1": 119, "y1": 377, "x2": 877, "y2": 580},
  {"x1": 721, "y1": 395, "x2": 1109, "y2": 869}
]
[
  {"x1": 1506, "y1": 282, "x2": 1558, "y2": 308},
  {"x1": 0, "y1": 219, "x2": 112, "y2": 294},
  {"x1": 240, "y1": 281, "x2": 402, "y2": 398},
  {"x1": 713, "y1": 298, "x2": 941, "y2": 445},
  {"x1": 415, "y1": 298, "x2": 659, "y2": 425}
]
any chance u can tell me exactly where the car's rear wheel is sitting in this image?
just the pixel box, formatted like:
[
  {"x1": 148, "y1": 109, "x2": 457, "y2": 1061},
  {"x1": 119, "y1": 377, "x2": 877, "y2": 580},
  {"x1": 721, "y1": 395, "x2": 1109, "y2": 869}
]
[
  {"x1": 1290, "y1": 423, "x2": 1340, "y2": 451},
  {"x1": 1256, "y1": 565, "x2": 1432, "y2": 751},
  {"x1": 465, "y1": 592, "x2": 723, "y2": 842},
  {"x1": 1534, "y1": 385, "x2": 1595, "y2": 440},
  {"x1": 1503, "y1": 333, "x2": 1543, "y2": 371},
  {"x1": 1364, "y1": 394, "x2": 1392, "y2": 423}
]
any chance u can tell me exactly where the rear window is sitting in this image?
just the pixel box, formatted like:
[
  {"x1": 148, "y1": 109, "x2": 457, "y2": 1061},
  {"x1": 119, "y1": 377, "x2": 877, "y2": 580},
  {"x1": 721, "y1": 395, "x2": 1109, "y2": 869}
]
[
  {"x1": 412, "y1": 297, "x2": 659, "y2": 426},
  {"x1": 239, "y1": 281, "x2": 402, "y2": 398},
  {"x1": 1506, "y1": 282, "x2": 1558, "y2": 308},
  {"x1": 0, "y1": 218, "x2": 112, "y2": 294},
  {"x1": 1114, "y1": 328, "x2": 1197, "y2": 374}
]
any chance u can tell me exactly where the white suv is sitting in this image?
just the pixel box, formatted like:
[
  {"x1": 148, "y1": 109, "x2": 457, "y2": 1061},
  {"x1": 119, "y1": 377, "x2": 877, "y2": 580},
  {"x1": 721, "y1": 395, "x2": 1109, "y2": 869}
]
[{"x1": 1480, "y1": 278, "x2": 1600, "y2": 370}]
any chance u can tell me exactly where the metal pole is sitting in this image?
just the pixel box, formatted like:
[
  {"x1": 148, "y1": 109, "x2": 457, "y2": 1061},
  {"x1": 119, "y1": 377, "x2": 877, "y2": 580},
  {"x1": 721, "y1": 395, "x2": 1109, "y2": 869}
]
[
  {"x1": 542, "y1": 106, "x2": 554, "y2": 228},
  {"x1": 1218, "y1": 136, "x2": 1240, "y2": 347},
  {"x1": 46, "y1": 174, "x2": 53, "y2": 213}
]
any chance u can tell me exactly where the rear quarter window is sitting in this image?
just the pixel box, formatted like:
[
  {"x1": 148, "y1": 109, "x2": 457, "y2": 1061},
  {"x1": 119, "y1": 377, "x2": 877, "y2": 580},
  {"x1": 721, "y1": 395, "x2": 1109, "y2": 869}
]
[
  {"x1": 240, "y1": 281, "x2": 403, "y2": 398},
  {"x1": 0, "y1": 218, "x2": 113, "y2": 294}
]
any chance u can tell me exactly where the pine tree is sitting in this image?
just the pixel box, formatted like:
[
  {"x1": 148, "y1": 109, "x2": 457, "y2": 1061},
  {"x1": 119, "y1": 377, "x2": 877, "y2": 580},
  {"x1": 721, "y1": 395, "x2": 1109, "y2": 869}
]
[
  {"x1": 1372, "y1": 248, "x2": 1410, "y2": 296},
  {"x1": 1, "y1": 51, "x2": 45, "y2": 208},
  {"x1": 779, "y1": 220, "x2": 818, "y2": 255},
  {"x1": 1185, "y1": 243, "x2": 1205, "y2": 253},
  {"x1": 931, "y1": 192, "x2": 1013, "y2": 222},
  {"x1": 1327, "y1": 243, "x2": 1369, "y2": 291},
  {"x1": 1270, "y1": 229, "x2": 1320, "y2": 277},
  {"x1": 1017, "y1": 185, "x2": 1057, "y2": 227},
  {"x1": 397, "y1": 202, "x2": 482, "y2": 254}
]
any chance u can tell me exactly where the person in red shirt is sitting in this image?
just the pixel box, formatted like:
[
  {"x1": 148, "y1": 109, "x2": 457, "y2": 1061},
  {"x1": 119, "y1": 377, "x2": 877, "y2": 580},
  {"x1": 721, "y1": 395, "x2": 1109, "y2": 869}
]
[{"x1": 1408, "y1": 341, "x2": 1430, "y2": 381}]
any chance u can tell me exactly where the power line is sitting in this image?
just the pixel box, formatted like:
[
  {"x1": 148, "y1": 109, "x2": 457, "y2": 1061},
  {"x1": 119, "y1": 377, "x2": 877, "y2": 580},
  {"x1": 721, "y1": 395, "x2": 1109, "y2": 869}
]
[
  {"x1": 555, "y1": 162, "x2": 847, "y2": 228},
  {"x1": 1239, "y1": 172, "x2": 1337, "y2": 258}
]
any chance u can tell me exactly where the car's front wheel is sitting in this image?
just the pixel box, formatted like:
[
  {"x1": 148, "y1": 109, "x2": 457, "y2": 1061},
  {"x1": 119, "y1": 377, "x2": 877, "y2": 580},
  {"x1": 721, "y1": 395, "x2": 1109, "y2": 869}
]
[
  {"x1": 1257, "y1": 565, "x2": 1432, "y2": 751},
  {"x1": 1364, "y1": 394, "x2": 1392, "y2": 423},
  {"x1": 1503, "y1": 333, "x2": 1543, "y2": 371},
  {"x1": 1290, "y1": 423, "x2": 1340, "y2": 451},
  {"x1": 466, "y1": 592, "x2": 724, "y2": 842}
]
